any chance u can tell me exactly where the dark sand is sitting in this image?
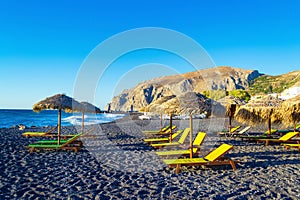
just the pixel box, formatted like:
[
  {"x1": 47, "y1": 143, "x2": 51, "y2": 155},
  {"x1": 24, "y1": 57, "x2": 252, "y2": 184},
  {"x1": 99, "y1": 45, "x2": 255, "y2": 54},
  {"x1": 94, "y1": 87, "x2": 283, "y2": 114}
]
[{"x1": 1, "y1": 117, "x2": 300, "y2": 199}]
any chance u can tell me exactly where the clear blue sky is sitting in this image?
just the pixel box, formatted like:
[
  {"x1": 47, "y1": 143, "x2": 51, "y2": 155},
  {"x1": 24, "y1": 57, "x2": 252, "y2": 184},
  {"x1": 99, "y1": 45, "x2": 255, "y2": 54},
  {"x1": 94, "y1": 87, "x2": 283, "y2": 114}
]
[{"x1": 1, "y1": 0, "x2": 300, "y2": 109}]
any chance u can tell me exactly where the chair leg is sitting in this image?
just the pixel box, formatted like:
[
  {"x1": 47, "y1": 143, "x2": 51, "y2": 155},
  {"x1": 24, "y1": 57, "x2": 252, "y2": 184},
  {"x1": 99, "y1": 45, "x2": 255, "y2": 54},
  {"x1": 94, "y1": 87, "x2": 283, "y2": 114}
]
[
  {"x1": 176, "y1": 164, "x2": 181, "y2": 174},
  {"x1": 29, "y1": 148, "x2": 34, "y2": 153},
  {"x1": 230, "y1": 160, "x2": 237, "y2": 171}
]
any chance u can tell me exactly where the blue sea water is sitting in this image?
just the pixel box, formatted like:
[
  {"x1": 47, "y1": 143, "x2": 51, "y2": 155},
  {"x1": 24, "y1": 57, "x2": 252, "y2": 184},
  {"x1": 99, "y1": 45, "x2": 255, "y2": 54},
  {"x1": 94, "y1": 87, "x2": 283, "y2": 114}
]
[{"x1": 0, "y1": 109, "x2": 126, "y2": 128}]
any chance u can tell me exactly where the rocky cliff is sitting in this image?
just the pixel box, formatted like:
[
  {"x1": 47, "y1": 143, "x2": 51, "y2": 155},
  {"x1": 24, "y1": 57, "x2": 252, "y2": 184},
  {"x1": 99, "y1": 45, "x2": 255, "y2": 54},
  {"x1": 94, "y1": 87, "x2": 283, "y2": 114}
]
[{"x1": 106, "y1": 66, "x2": 262, "y2": 111}]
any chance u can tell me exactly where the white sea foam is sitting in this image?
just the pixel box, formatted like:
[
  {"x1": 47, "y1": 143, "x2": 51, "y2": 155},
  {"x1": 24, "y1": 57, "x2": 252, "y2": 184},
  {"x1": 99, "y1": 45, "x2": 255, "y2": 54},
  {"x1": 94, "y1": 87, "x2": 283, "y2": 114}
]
[{"x1": 62, "y1": 113, "x2": 126, "y2": 126}]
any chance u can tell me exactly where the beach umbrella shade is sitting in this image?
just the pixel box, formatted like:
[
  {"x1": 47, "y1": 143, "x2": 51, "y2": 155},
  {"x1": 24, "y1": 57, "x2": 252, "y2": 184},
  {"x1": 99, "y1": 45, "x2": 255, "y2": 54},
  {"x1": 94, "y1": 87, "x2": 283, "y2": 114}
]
[
  {"x1": 277, "y1": 94, "x2": 300, "y2": 131},
  {"x1": 177, "y1": 92, "x2": 211, "y2": 158},
  {"x1": 225, "y1": 96, "x2": 246, "y2": 132},
  {"x1": 79, "y1": 102, "x2": 101, "y2": 133},
  {"x1": 234, "y1": 95, "x2": 283, "y2": 134},
  {"x1": 33, "y1": 94, "x2": 82, "y2": 144},
  {"x1": 148, "y1": 92, "x2": 211, "y2": 158}
]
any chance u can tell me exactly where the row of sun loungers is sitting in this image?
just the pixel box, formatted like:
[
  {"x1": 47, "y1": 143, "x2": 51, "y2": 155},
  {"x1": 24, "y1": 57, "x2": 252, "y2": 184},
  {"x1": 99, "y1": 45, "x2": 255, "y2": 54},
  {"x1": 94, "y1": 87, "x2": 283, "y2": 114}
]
[{"x1": 143, "y1": 125, "x2": 238, "y2": 174}]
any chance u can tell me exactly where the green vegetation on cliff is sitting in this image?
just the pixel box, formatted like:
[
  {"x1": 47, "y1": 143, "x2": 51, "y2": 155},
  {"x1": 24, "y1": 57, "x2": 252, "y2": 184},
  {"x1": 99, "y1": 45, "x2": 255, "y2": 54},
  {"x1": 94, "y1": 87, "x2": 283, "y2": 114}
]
[{"x1": 248, "y1": 72, "x2": 300, "y2": 95}]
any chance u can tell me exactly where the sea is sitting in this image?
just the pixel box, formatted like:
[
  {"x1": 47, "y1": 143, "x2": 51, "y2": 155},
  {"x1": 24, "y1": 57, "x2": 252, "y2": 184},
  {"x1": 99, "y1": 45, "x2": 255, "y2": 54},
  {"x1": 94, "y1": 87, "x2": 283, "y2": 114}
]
[{"x1": 0, "y1": 109, "x2": 126, "y2": 128}]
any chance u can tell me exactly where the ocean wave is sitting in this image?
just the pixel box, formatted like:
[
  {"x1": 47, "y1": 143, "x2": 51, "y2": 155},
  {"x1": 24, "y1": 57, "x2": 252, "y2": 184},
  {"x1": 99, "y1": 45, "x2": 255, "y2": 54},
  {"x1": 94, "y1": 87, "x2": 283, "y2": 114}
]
[{"x1": 62, "y1": 113, "x2": 125, "y2": 126}]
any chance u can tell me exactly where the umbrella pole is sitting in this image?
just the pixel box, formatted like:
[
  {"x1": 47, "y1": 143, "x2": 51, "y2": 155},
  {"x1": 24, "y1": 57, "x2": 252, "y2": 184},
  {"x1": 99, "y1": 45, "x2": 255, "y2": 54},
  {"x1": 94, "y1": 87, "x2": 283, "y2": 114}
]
[
  {"x1": 190, "y1": 115, "x2": 193, "y2": 158},
  {"x1": 82, "y1": 112, "x2": 85, "y2": 133},
  {"x1": 160, "y1": 113, "x2": 163, "y2": 130},
  {"x1": 58, "y1": 109, "x2": 61, "y2": 145},
  {"x1": 169, "y1": 113, "x2": 172, "y2": 143},
  {"x1": 268, "y1": 117, "x2": 271, "y2": 135},
  {"x1": 229, "y1": 116, "x2": 232, "y2": 133}
]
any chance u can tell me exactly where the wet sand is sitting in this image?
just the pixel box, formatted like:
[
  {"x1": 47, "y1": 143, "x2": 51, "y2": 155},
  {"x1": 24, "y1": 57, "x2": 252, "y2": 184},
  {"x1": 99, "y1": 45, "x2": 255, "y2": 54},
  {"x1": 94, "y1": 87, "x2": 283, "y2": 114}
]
[{"x1": 1, "y1": 117, "x2": 300, "y2": 199}]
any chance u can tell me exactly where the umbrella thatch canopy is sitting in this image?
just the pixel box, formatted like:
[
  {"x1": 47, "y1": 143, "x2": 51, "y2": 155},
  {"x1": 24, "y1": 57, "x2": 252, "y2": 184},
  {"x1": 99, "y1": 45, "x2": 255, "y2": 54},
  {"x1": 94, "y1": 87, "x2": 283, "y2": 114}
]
[
  {"x1": 79, "y1": 102, "x2": 101, "y2": 133},
  {"x1": 176, "y1": 92, "x2": 211, "y2": 158},
  {"x1": 225, "y1": 96, "x2": 246, "y2": 132},
  {"x1": 33, "y1": 94, "x2": 82, "y2": 144},
  {"x1": 277, "y1": 94, "x2": 300, "y2": 131},
  {"x1": 234, "y1": 95, "x2": 283, "y2": 134},
  {"x1": 148, "y1": 92, "x2": 211, "y2": 158}
]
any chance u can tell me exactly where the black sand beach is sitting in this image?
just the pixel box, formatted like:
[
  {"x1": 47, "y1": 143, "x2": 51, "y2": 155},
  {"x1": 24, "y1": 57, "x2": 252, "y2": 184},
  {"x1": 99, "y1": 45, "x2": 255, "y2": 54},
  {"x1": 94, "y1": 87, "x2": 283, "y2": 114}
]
[{"x1": 1, "y1": 117, "x2": 300, "y2": 199}]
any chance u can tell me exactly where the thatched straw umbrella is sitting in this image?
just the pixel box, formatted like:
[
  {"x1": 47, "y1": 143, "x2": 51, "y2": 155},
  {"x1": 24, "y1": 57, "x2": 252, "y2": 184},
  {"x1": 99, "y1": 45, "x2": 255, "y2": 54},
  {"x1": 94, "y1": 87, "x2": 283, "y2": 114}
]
[
  {"x1": 148, "y1": 92, "x2": 211, "y2": 158},
  {"x1": 277, "y1": 94, "x2": 300, "y2": 131},
  {"x1": 80, "y1": 102, "x2": 101, "y2": 133},
  {"x1": 33, "y1": 94, "x2": 82, "y2": 144},
  {"x1": 225, "y1": 96, "x2": 246, "y2": 132},
  {"x1": 234, "y1": 95, "x2": 283, "y2": 134},
  {"x1": 177, "y1": 92, "x2": 211, "y2": 158}
]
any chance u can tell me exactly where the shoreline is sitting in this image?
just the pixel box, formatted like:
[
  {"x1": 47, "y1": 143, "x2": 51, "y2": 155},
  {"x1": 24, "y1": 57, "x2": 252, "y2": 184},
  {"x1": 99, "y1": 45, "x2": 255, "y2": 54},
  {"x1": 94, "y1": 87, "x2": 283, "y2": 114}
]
[{"x1": 1, "y1": 118, "x2": 300, "y2": 199}]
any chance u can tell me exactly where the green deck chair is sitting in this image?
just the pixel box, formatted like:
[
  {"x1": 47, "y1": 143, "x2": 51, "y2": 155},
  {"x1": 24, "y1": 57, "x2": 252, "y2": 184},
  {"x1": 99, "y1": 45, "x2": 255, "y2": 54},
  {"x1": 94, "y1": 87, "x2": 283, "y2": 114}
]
[{"x1": 26, "y1": 131, "x2": 93, "y2": 153}]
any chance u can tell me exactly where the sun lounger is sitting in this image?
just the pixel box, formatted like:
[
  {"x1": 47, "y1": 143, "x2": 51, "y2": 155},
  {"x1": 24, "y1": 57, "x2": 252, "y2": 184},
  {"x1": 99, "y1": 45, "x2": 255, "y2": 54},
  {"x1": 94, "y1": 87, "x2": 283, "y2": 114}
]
[
  {"x1": 163, "y1": 143, "x2": 237, "y2": 174},
  {"x1": 229, "y1": 126, "x2": 251, "y2": 137},
  {"x1": 150, "y1": 128, "x2": 190, "y2": 149},
  {"x1": 22, "y1": 126, "x2": 57, "y2": 138},
  {"x1": 25, "y1": 129, "x2": 94, "y2": 153},
  {"x1": 144, "y1": 126, "x2": 177, "y2": 136},
  {"x1": 26, "y1": 134, "x2": 83, "y2": 153},
  {"x1": 283, "y1": 143, "x2": 300, "y2": 151},
  {"x1": 218, "y1": 126, "x2": 241, "y2": 137},
  {"x1": 264, "y1": 129, "x2": 278, "y2": 134},
  {"x1": 255, "y1": 131, "x2": 300, "y2": 145},
  {"x1": 143, "y1": 130, "x2": 183, "y2": 144},
  {"x1": 239, "y1": 129, "x2": 280, "y2": 141},
  {"x1": 142, "y1": 125, "x2": 170, "y2": 134},
  {"x1": 156, "y1": 132, "x2": 206, "y2": 157}
]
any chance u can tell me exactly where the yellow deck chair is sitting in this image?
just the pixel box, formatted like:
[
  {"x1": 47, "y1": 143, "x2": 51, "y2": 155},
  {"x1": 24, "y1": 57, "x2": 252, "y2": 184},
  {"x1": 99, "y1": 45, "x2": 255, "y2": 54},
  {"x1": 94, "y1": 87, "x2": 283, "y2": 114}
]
[
  {"x1": 150, "y1": 128, "x2": 190, "y2": 149},
  {"x1": 143, "y1": 130, "x2": 182, "y2": 144},
  {"x1": 283, "y1": 143, "x2": 300, "y2": 151},
  {"x1": 22, "y1": 126, "x2": 57, "y2": 138},
  {"x1": 142, "y1": 125, "x2": 170, "y2": 134},
  {"x1": 163, "y1": 143, "x2": 237, "y2": 174},
  {"x1": 256, "y1": 131, "x2": 299, "y2": 145},
  {"x1": 218, "y1": 126, "x2": 241, "y2": 137},
  {"x1": 143, "y1": 126, "x2": 177, "y2": 135},
  {"x1": 156, "y1": 132, "x2": 206, "y2": 157}
]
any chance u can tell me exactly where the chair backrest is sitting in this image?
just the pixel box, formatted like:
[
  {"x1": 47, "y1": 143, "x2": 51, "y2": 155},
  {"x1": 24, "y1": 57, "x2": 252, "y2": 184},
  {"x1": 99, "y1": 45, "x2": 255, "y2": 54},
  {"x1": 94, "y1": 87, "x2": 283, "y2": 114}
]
[
  {"x1": 177, "y1": 128, "x2": 190, "y2": 144},
  {"x1": 264, "y1": 129, "x2": 277, "y2": 134},
  {"x1": 204, "y1": 144, "x2": 233, "y2": 162},
  {"x1": 193, "y1": 132, "x2": 206, "y2": 146},
  {"x1": 230, "y1": 126, "x2": 241, "y2": 133},
  {"x1": 164, "y1": 126, "x2": 177, "y2": 134},
  {"x1": 238, "y1": 126, "x2": 251, "y2": 134},
  {"x1": 171, "y1": 130, "x2": 183, "y2": 139},
  {"x1": 60, "y1": 128, "x2": 95, "y2": 147},
  {"x1": 161, "y1": 125, "x2": 170, "y2": 132},
  {"x1": 61, "y1": 133, "x2": 82, "y2": 147},
  {"x1": 279, "y1": 131, "x2": 299, "y2": 141}
]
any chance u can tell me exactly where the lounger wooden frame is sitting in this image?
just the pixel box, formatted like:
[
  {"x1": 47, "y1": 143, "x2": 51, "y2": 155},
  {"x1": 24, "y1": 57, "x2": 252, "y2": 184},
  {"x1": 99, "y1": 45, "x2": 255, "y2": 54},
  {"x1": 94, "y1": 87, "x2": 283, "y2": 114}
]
[{"x1": 163, "y1": 144, "x2": 237, "y2": 174}]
